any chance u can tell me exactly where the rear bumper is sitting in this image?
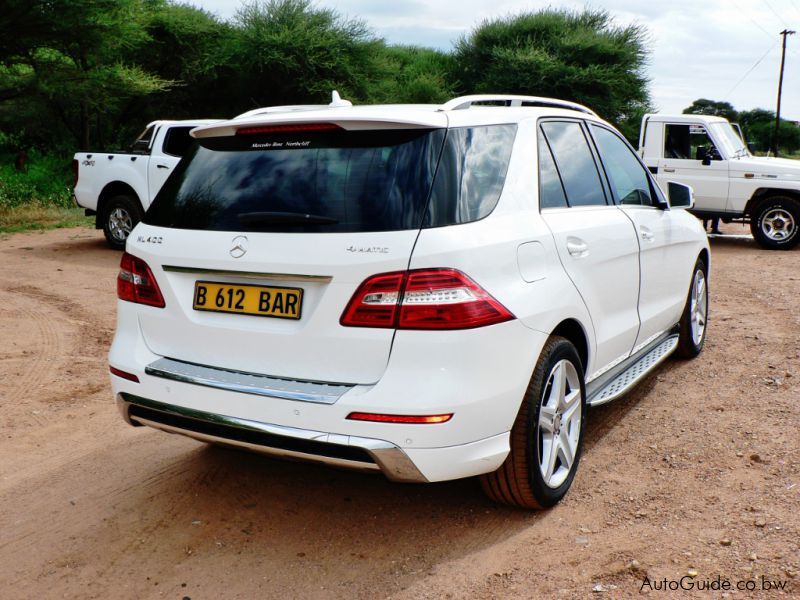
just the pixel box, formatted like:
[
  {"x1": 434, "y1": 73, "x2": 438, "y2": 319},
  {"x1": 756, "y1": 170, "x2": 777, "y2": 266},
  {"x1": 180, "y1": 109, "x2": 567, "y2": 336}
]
[
  {"x1": 110, "y1": 308, "x2": 547, "y2": 482},
  {"x1": 117, "y1": 392, "x2": 510, "y2": 483},
  {"x1": 117, "y1": 392, "x2": 428, "y2": 482}
]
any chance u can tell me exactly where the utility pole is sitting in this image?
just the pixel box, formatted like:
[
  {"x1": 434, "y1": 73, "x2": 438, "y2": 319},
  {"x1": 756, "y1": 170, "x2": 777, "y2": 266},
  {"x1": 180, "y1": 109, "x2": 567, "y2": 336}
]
[{"x1": 774, "y1": 29, "x2": 795, "y2": 157}]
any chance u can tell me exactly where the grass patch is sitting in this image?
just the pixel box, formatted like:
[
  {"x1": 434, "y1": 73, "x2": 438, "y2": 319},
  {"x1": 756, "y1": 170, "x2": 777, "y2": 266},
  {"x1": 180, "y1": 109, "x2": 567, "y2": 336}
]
[{"x1": 0, "y1": 204, "x2": 92, "y2": 234}]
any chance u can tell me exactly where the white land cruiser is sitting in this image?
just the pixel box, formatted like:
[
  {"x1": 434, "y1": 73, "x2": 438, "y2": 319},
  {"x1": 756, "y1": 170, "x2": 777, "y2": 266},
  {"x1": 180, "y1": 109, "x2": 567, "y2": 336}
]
[
  {"x1": 73, "y1": 119, "x2": 219, "y2": 249},
  {"x1": 639, "y1": 113, "x2": 800, "y2": 249},
  {"x1": 109, "y1": 94, "x2": 709, "y2": 509}
]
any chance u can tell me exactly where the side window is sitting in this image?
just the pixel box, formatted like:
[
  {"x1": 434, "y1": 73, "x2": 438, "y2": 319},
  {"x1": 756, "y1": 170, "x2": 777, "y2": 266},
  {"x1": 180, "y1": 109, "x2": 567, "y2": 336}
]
[
  {"x1": 540, "y1": 121, "x2": 607, "y2": 207},
  {"x1": 130, "y1": 125, "x2": 154, "y2": 154},
  {"x1": 664, "y1": 124, "x2": 719, "y2": 160},
  {"x1": 537, "y1": 129, "x2": 568, "y2": 209},
  {"x1": 162, "y1": 127, "x2": 196, "y2": 157},
  {"x1": 590, "y1": 125, "x2": 654, "y2": 206}
]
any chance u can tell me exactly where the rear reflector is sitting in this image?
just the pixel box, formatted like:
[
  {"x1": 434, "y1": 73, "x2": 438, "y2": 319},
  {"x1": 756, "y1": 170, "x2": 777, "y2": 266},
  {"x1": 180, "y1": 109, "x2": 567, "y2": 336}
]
[
  {"x1": 236, "y1": 123, "x2": 343, "y2": 136},
  {"x1": 340, "y1": 268, "x2": 514, "y2": 330},
  {"x1": 118, "y1": 252, "x2": 165, "y2": 308},
  {"x1": 346, "y1": 412, "x2": 453, "y2": 424},
  {"x1": 109, "y1": 366, "x2": 139, "y2": 383}
]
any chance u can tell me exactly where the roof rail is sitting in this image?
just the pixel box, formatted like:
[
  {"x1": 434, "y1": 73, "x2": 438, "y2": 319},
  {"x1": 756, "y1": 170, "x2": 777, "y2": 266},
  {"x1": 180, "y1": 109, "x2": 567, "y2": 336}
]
[{"x1": 440, "y1": 94, "x2": 597, "y2": 116}]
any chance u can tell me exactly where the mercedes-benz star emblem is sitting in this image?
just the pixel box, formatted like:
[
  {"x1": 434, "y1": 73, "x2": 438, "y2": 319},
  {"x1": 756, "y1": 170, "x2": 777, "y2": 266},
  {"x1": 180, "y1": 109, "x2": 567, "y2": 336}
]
[{"x1": 230, "y1": 235, "x2": 248, "y2": 259}]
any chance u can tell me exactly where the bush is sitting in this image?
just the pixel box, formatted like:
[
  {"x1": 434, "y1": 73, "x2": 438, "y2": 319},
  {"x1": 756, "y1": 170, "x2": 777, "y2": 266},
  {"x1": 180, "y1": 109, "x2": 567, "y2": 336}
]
[{"x1": 0, "y1": 151, "x2": 73, "y2": 208}]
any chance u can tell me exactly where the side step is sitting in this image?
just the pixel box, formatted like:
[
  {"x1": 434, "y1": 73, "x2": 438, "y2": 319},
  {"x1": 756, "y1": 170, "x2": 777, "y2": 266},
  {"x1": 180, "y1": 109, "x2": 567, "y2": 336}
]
[{"x1": 587, "y1": 335, "x2": 679, "y2": 407}]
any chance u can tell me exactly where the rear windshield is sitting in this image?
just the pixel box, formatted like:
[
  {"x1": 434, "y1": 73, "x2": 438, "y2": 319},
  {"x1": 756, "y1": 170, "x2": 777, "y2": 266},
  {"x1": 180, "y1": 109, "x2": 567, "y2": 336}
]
[{"x1": 144, "y1": 125, "x2": 516, "y2": 233}]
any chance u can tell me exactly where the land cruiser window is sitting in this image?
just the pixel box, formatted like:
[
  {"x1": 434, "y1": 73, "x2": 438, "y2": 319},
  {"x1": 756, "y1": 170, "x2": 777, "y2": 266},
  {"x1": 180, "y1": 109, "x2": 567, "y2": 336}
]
[
  {"x1": 540, "y1": 121, "x2": 607, "y2": 207},
  {"x1": 664, "y1": 124, "x2": 720, "y2": 160},
  {"x1": 425, "y1": 124, "x2": 517, "y2": 227},
  {"x1": 590, "y1": 125, "x2": 653, "y2": 206},
  {"x1": 537, "y1": 129, "x2": 568, "y2": 209},
  {"x1": 145, "y1": 128, "x2": 446, "y2": 233},
  {"x1": 163, "y1": 127, "x2": 196, "y2": 157}
]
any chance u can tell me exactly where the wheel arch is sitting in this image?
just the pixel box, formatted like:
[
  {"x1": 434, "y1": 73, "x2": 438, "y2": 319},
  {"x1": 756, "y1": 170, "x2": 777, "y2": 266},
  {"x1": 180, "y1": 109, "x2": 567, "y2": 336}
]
[
  {"x1": 745, "y1": 187, "x2": 800, "y2": 217},
  {"x1": 96, "y1": 182, "x2": 141, "y2": 228},
  {"x1": 551, "y1": 318, "x2": 590, "y2": 377}
]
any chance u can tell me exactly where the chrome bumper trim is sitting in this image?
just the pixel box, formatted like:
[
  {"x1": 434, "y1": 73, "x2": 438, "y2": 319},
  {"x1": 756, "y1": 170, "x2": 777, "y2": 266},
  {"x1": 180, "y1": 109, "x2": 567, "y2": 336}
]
[
  {"x1": 116, "y1": 394, "x2": 428, "y2": 483},
  {"x1": 144, "y1": 357, "x2": 354, "y2": 405},
  {"x1": 162, "y1": 265, "x2": 332, "y2": 283}
]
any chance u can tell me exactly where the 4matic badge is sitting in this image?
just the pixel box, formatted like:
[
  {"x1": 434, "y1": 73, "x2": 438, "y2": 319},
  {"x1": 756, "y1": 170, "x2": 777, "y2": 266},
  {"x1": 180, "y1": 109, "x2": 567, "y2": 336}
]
[{"x1": 346, "y1": 246, "x2": 389, "y2": 254}]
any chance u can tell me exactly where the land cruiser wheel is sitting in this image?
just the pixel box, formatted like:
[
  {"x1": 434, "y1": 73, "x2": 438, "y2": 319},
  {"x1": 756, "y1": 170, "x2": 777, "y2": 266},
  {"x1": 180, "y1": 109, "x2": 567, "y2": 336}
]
[
  {"x1": 102, "y1": 194, "x2": 142, "y2": 250},
  {"x1": 750, "y1": 196, "x2": 800, "y2": 250},
  {"x1": 675, "y1": 258, "x2": 708, "y2": 359},
  {"x1": 480, "y1": 336, "x2": 585, "y2": 509}
]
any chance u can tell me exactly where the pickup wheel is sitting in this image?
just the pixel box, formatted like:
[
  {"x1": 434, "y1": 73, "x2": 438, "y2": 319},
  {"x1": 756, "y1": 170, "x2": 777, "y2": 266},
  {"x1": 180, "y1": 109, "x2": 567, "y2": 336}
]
[
  {"x1": 750, "y1": 196, "x2": 800, "y2": 250},
  {"x1": 480, "y1": 336, "x2": 586, "y2": 509},
  {"x1": 675, "y1": 258, "x2": 708, "y2": 359},
  {"x1": 102, "y1": 195, "x2": 142, "y2": 250}
]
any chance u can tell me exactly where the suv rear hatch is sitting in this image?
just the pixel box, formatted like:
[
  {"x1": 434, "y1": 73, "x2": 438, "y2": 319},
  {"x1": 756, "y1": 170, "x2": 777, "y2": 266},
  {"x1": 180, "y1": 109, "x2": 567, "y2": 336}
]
[{"x1": 137, "y1": 114, "x2": 447, "y2": 384}]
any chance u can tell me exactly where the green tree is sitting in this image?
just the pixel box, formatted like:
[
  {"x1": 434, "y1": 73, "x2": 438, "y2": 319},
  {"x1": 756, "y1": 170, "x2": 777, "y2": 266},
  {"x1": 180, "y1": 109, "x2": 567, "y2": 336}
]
[
  {"x1": 367, "y1": 45, "x2": 455, "y2": 104},
  {"x1": 739, "y1": 108, "x2": 800, "y2": 153},
  {"x1": 452, "y1": 8, "x2": 651, "y2": 130},
  {"x1": 226, "y1": 0, "x2": 385, "y2": 109},
  {"x1": 683, "y1": 98, "x2": 738, "y2": 122}
]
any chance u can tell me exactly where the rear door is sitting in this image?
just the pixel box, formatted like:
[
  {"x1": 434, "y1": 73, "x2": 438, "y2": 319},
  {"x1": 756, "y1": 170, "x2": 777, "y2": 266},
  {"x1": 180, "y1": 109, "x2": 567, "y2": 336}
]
[
  {"x1": 537, "y1": 120, "x2": 641, "y2": 377},
  {"x1": 135, "y1": 119, "x2": 447, "y2": 384}
]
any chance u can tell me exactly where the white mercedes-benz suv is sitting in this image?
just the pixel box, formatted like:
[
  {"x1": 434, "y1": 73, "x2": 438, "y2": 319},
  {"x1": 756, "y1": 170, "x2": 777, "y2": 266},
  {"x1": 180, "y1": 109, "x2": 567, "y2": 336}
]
[{"x1": 110, "y1": 94, "x2": 709, "y2": 509}]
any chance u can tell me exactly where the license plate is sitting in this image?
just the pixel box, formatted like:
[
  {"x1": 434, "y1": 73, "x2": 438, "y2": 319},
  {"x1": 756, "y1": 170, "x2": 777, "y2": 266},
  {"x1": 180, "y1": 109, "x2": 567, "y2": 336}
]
[{"x1": 193, "y1": 281, "x2": 303, "y2": 320}]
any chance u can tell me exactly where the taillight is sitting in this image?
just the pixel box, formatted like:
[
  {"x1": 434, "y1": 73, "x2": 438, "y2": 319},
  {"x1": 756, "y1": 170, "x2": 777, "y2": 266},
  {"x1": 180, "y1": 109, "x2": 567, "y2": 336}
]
[
  {"x1": 72, "y1": 159, "x2": 79, "y2": 188},
  {"x1": 340, "y1": 268, "x2": 514, "y2": 330},
  {"x1": 236, "y1": 123, "x2": 343, "y2": 135},
  {"x1": 117, "y1": 252, "x2": 165, "y2": 308}
]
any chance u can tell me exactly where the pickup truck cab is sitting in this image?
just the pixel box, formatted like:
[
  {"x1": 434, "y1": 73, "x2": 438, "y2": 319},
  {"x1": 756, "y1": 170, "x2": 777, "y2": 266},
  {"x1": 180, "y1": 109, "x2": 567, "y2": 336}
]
[
  {"x1": 73, "y1": 119, "x2": 219, "y2": 249},
  {"x1": 639, "y1": 114, "x2": 800, "y2": 249}
]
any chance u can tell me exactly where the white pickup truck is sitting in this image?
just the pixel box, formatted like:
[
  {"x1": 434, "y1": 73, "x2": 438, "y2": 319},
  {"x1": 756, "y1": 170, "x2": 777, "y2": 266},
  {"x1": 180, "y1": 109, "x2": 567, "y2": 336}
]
[
  {"x1": 639, "y1": 114, "x2": 800, "y2": 249},
  {"x1": 73, "y1": 119, "x2": 218, "y2": 249}
]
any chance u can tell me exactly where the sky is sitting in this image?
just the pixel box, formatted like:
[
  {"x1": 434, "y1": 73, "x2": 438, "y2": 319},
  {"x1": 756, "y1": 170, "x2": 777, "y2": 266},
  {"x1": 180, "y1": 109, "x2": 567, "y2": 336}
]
[{"x1": 190, "y1": 0, "x2": 800, "y2": 120}]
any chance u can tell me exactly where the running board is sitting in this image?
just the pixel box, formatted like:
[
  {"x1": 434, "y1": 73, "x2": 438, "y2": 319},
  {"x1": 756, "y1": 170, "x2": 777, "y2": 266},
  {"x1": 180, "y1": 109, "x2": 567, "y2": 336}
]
[{"x1": 587, "y1": 335, "x2": 679, "y2": 407}]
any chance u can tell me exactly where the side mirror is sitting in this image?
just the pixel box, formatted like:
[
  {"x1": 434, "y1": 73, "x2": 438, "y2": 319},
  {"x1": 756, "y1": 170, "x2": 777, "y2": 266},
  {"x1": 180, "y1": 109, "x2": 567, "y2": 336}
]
[
  {"x1": 696, "y1": 146, "x2": 711, "y2": 165},
  {"x1": 667, "y1": 181, "x2": 694, "y2": 209}
]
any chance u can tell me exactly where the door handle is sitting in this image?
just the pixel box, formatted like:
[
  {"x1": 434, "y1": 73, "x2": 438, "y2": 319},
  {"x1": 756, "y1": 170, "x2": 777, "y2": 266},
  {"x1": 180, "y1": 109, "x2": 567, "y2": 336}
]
[
  {"x1": 156, "y1": 164, "x2": 170, "y2": 169},
  {"x1": 640, "y1": 228, "x2": 655, "y2": 242},
  {"x1": 566, "y1": 238, "x2": 589, "y2": 257},
  {"x1": 663, "y1": 167, "x2": 675, "y2": 173}
]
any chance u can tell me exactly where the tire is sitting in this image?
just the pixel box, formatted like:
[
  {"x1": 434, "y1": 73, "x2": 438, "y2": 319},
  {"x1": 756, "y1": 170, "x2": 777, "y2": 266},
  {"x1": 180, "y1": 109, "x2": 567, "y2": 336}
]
[
  {"x1": 675, "y1": 258, "x2": 708, "y2": 359},
  {"x1": 749, "y1": 196, "x2": 800, "y2": 250},
  {"x1": 480, "y1": 336, "x2": 586, "y2": 509},
  {"x1": 102, "y1": 194, "x2": 142, "y2": 250}
]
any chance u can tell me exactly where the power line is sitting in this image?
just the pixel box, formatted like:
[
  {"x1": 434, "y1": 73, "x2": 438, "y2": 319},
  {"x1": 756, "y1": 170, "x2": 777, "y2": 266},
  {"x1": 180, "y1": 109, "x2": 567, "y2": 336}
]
[
  {"x1": 724, "y1": 40, "x2": 780, "y2": 98},
  {"x1": 762, "y1": 0, "x2": 788, "y2": 27},
  {"x1": 730, "y1": 0, "x2": 777, "y2": 39}
]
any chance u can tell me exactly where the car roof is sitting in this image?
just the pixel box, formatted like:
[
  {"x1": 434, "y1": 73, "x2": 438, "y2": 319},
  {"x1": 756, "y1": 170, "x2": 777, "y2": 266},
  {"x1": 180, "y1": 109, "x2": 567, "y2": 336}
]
[
  {"x1": 644, "y1": 114, "x2": 730, "y2": 124},
  {"x1": 192, "y1": 93, "x2": 605, "y2": 139}
]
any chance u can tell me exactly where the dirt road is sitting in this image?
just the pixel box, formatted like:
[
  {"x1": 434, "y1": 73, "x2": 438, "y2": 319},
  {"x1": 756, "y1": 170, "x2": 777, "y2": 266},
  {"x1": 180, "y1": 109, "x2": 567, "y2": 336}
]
[{"x1": 0, "y1": 226, "x2": 797, "y2": 599}]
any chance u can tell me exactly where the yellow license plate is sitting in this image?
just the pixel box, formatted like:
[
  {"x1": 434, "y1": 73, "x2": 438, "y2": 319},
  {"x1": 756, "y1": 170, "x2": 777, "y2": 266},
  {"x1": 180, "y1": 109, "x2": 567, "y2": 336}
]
[{"x1": 193, "y1": 281, "x2": 303, "y2": 320}]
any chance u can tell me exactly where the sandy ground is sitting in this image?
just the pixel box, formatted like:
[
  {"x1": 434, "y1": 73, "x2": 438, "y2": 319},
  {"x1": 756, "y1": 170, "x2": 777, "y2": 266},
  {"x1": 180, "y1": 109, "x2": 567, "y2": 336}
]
[{"x1": 0, "y1": 225, "x2": 797, "y2": 599}]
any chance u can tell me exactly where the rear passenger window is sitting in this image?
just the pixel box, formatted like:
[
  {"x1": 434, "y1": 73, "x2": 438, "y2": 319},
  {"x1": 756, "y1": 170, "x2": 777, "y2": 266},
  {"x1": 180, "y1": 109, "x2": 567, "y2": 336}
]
[
  {"x1": 590, "y1": 125, "x2": 653, "y2": 206},
  {"x1": 426, "y1": 124, "x2": 517, "y2": 227},
  {"x1": 540, "y1": 121, "x2": 606, "y2": 207},
  {"x1": 163, "y1": 127, "x2": 196, "y2": 157},
  {"x1": 537, "y1": 130, "x2": 567, "y2": 209}
]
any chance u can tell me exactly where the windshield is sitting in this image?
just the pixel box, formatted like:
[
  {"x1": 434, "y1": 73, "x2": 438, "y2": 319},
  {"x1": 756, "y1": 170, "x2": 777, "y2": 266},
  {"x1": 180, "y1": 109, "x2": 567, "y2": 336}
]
[{"x1": 709, "y1": 122, "x2": 749, "y2": 158}]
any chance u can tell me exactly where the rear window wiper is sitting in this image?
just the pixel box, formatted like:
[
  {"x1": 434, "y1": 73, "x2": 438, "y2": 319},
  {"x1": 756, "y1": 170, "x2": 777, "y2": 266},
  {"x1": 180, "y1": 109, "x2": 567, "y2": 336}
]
[{"x1": 237, "y1": 211, "x2": 339, "y2": 226}]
